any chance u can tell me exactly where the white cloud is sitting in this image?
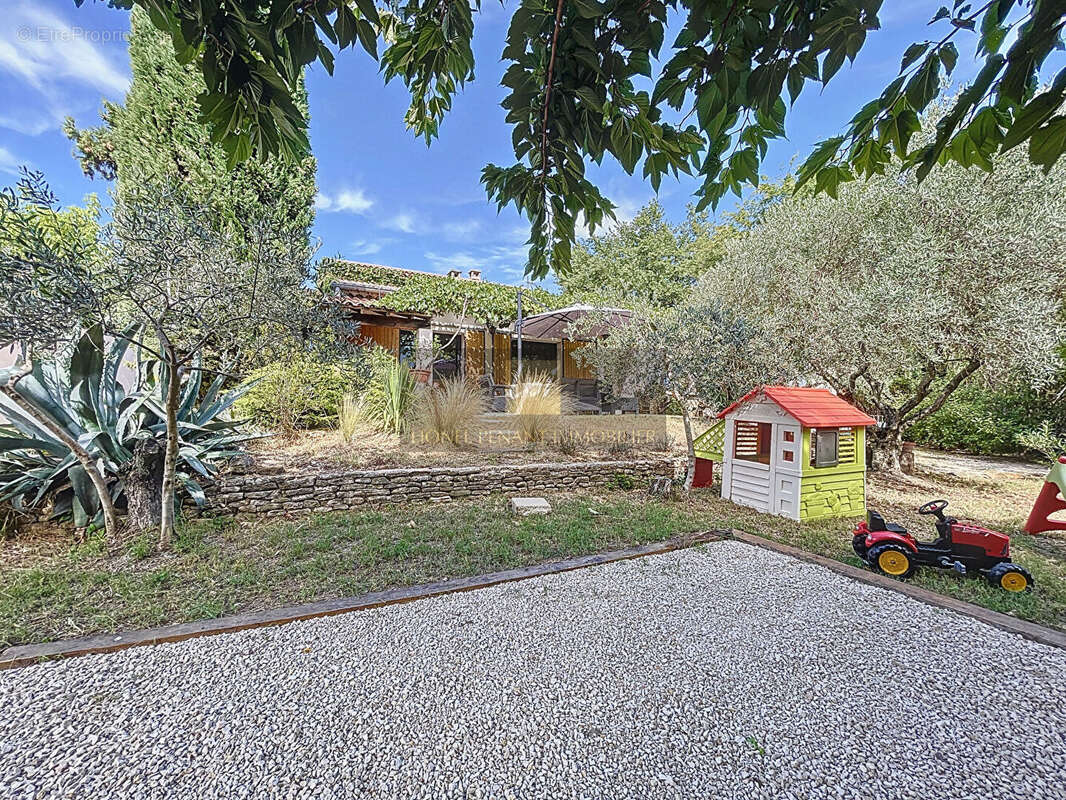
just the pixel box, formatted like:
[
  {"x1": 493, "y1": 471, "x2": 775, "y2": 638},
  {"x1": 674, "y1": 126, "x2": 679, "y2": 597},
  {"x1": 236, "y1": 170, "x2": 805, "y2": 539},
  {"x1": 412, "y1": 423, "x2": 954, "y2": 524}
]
[
  {"x1": 442, "y1": 219, "x2": 482, "y2": 240},
  {"x1": 0, "y1": 6, "x2": 130, "y2": 134},
  {"x1": 0, "y1": 145, "x2": 24, "y2": 175},
  {"x1": 350, "y1": 238, "x2": 388, "y2": 256},
  {"x1": 424, "y1": 251, "x2": 481, "y2": 271},
  {"x1": 316, "y1": 188, "x2": 374, "y2": 214},
  {"x1": 384, "y1": 212, "x2": 418, "y2": 234}
]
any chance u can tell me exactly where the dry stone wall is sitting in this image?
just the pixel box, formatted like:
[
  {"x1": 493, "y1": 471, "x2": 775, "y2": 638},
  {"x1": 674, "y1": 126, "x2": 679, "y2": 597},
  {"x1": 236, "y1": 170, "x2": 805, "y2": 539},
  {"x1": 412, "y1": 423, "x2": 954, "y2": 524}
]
[{"x1": 205, "y1": 459, "x2": 675, "y2": 516}]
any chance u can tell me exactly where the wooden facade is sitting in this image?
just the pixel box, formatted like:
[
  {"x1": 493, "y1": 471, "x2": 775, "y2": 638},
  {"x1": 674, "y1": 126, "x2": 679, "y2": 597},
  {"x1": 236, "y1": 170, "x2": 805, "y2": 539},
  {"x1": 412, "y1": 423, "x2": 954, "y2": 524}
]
[
  {"x1": 562, "y1": 339, "x2": 595, "y2": 380},
  {"x1": 359, "y1": 323, "x2": 400, "y2": 355}
]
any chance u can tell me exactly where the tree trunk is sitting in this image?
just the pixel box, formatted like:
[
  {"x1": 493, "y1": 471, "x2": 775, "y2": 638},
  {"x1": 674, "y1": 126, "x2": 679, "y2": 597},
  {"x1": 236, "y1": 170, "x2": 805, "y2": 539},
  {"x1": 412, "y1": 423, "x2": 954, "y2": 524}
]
[
  {"x1": 158, "y1": 350, "x2": 182, "y2": 548},
  {"x1": 680, "y1": 399, "x2": 696, "y2": 492},
  {"x1": 119, "y1": 437, "x2": 164, "y2": 532},
  {"x1": 1, "y1": 380, "x2": 121, "y2": 544},
  {"x1": 867, "y1": 425, "x2": 904, "y2": 473}
]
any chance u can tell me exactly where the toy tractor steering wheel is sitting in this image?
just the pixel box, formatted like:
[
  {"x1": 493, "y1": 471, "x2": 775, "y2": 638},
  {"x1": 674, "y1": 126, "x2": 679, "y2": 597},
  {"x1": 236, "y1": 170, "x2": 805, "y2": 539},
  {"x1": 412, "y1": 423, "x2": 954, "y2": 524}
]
[{"x1": 919, "y1": 499, "x2": 949, "y2": 516}]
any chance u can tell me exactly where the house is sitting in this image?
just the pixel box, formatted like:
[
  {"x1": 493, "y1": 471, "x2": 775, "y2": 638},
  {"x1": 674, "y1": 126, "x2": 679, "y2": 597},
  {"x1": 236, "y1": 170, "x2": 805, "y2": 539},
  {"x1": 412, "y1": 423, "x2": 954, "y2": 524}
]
[
  {"x1": 693, "y1": 386, "x2": 876, "y2": 521},
  {"x1": 324, "y1": 260, "x2": 599, "y2": 393}
]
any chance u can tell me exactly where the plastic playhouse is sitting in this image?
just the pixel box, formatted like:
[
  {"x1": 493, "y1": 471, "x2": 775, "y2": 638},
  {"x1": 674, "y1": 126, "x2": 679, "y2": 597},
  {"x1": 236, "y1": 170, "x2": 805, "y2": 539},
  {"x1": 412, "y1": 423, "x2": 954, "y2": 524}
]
[
  {"x1": 693, "y1": 386, "x2": 876, "y2": 521},
  {"x1": 1025, "y1": 455, "x2": 1066, "y2": 535}
]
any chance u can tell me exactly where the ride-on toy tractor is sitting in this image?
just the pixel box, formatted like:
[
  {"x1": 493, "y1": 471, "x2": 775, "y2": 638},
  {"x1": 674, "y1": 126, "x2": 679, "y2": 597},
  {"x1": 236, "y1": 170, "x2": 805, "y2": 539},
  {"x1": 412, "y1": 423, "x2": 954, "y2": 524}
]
[{"x1": 852, "y1": 500, "x2": 1033, "y2": 592}]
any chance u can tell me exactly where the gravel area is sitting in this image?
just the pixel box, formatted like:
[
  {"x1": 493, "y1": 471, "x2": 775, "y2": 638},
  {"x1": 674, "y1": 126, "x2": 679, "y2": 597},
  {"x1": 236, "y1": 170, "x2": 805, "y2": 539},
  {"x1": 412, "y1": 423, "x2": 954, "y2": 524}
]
[
  {"x1": 915, "y1": 447, "x2": 1047, "y2": 479},
  {"x1": 1, "y1": 540, "x2": 1064, "y2": 800}
]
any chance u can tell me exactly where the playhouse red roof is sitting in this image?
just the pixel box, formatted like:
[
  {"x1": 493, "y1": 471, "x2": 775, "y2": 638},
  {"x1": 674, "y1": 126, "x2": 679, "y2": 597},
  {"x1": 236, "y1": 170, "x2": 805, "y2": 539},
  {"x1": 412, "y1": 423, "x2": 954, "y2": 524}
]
[{"x1": 718, "y1": 386, "x2": 877, "y2": 428}]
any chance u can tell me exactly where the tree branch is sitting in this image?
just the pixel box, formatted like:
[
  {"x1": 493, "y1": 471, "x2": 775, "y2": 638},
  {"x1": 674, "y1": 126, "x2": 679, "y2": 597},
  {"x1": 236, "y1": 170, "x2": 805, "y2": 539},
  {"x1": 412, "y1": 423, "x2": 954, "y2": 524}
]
[
  {"x1": 539, "y1": 0, "x2": 566, "y2": 183},
  {"x1": 903, "y1": 358, "x2": 981, "y2": 425}
]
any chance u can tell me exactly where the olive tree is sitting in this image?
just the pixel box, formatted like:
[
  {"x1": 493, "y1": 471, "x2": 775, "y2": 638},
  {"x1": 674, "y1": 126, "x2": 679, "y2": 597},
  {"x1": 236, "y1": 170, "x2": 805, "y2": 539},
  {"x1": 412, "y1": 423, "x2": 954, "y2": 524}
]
[
  {"x1": 698, "y1": 136, "x2": 1066, "y2": 471},
  {"x1": 84, "y1": 185, "x2": 329, "y2": 545},
  {"x1": 574, "y1": 299, "x2": 781, "y2": 490},
  {"x1": 3, "y1": 175, "x2": 335, "y2": 546}
]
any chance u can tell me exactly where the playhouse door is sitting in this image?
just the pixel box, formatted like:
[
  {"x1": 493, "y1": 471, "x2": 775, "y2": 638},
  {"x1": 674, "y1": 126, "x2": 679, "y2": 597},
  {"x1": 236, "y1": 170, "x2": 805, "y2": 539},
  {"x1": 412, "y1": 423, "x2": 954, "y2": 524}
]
[{"x1": 770, "y1": 424, "x2": 802, "y2": 520}]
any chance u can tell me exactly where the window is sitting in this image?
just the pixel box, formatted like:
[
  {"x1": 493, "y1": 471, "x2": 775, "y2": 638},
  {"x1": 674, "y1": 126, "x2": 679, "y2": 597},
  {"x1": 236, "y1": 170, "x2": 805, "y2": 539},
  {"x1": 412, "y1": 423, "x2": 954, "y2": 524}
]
[
  {"x1": 782, "y1": 450, "x2": 794, "y2": 462},
  {"x1": 734, "y1": 421, "x2": 771, "y2": 464},
  {"x1": 511, "y1": 338, "x2": 558, "y2": 379},
  {"x1": 810, "y1": 428, "x2": 839, "y2": 468},
  {"x1": 783, "y1": 430, "x2": 795, "y2": 443},
  {"x1": 398, "y1": 330, "x2": 416, "y2": 367},
  {"x1": 432, "y1": 332, "x2": 462, "y2": 382}
]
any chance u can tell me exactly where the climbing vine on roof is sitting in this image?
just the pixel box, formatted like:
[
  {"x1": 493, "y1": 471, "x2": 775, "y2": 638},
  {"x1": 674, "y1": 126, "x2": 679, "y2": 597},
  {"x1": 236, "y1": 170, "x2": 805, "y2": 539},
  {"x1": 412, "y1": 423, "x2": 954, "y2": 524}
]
[{"x1": 319, "y1": 260, "x2": 560, "y2": 327}]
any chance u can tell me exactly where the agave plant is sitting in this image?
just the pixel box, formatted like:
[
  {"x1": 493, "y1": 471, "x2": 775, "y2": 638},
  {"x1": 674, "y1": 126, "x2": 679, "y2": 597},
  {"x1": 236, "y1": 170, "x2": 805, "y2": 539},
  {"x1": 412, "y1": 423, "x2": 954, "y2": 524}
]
[{"x1": 0, "y1": 326, "x2": 259, "y2": 527}]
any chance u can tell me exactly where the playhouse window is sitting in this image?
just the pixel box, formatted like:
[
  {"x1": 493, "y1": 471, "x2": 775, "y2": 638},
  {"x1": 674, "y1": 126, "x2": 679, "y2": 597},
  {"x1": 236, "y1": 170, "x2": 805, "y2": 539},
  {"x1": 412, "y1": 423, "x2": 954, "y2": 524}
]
[
  {"x1": 734, "y1": 421, "x2": 771, "y2": 464},
  {"x1": 810, "y1": 428, "x2": 839, "y2": 468}
]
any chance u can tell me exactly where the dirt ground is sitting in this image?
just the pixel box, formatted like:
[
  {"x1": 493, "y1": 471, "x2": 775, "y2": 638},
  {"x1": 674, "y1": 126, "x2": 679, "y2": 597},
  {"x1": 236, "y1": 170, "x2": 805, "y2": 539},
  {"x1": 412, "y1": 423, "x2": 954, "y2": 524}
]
[{"x1": 249, "y1": 414, "x2": 708, "y2": 471}]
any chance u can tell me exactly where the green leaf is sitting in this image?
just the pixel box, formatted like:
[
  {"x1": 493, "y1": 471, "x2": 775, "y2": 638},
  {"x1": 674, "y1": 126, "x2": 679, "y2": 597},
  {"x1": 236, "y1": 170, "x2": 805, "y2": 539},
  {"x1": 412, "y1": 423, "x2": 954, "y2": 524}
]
[
  {"x1": 356, "y1": 18, "x2": 377, "y2": 60},
  {"x1": 1028, "y1": 116, "x2": 1066, "y2": 172},
  {"x1": 940, "y1": 42, "x2": 958, "y2": 74},
  {"x1": 900, "y1": 42, "x2": 930, "y2": 72},
  {"x1": 353, "y1": 0, "x2": 381, "y2": 27},
  {"x1": 572, "y1": 0, "x2": 604, "y2": 19}
]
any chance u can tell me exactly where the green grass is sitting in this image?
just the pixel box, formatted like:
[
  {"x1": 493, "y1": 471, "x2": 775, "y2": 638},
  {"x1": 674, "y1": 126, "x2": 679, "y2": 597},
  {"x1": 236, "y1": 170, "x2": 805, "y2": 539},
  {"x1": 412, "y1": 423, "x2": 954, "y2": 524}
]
[
  {"x1": 0, "y1": 495, "x2": 708, "y2": 649},
  {"x1": 1, "y1": 468, "x2": 1063, "y2": 649}
]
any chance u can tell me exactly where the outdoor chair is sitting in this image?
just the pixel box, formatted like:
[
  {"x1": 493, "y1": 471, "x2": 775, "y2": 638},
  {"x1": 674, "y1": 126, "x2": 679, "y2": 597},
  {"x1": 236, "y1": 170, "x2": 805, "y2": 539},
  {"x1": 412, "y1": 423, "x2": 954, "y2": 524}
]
[{"x1": 477, "y1": 374, "x2": 509, "y2": 412}]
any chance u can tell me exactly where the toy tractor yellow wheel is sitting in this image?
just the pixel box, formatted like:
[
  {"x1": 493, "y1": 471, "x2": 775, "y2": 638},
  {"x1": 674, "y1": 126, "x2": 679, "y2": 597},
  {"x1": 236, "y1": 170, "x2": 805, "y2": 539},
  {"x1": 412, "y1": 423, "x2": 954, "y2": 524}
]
[
  {"x1": 869, "y1": 543, "x2": 915, "y2": 579},
  {"x1": 987, "y1": 563, "x2": 1033, "y2": 593}
]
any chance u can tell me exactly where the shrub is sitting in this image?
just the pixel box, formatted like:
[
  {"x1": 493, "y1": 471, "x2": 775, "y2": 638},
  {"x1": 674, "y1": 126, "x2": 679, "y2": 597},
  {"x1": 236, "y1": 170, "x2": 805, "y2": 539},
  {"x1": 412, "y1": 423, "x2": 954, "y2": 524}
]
[
  {"x1": 507, "y1": 372, "x2": 570, "y2": 442},
  {"x1": 905, "y1": 382, "x2": 1066, "y2": 457},
  {"x1": 413, "y1": 377, "x2": 484, "y2": 446},
  {"x1": 1017, "y1": 421, "x2": 1066, "y2": 461},
  {"x1": 359, "y1": 350, "x2": 417, "y2": 434},
  {"x1": 0, "y1": 328, "x2": 258, "y2": 528},
  {"x1": 234, "y1": 351, "x2": 365, "y2": 434}
]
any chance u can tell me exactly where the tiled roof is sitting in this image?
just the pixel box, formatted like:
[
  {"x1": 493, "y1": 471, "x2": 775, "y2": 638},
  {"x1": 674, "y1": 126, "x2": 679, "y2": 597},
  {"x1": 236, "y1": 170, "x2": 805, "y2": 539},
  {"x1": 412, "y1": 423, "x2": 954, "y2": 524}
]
[{"x1": 718, "y1": 386, "x2": 877, "y2": 427}]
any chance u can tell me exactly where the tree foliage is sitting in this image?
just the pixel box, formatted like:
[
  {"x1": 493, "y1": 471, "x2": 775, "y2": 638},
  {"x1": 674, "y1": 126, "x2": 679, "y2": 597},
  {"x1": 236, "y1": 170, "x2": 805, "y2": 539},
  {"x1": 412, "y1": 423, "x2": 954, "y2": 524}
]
[
  {"x1": 64, "y1": 7, "x2": 316, "y2": 262},
  {"x1": 698, "y1": 125, "x2": 1066, "y2": 469},
  {"x1": 82, "y1": 0, "x2": 1066, "y2": 278},
  {"x1": 573, "y1": 299, "x2": 780, "y2": 488},
  {"x1": 561, "y1": 201, "x2": 719, "y2": 308}
]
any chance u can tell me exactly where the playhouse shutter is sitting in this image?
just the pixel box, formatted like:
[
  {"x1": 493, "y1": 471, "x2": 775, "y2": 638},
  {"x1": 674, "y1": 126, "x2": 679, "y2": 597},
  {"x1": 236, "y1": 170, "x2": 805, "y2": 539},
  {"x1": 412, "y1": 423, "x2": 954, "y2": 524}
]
[{"x1": 734, "y1": 421, "x2": 760, "y2": 458}]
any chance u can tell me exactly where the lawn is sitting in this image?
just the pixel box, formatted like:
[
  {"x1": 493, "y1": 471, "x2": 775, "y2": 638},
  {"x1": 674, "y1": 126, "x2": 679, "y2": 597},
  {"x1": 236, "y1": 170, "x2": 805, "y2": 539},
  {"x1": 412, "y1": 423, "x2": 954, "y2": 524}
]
[{"x1": 1, "y1": 464, "x2": 1062, "y2": 649}]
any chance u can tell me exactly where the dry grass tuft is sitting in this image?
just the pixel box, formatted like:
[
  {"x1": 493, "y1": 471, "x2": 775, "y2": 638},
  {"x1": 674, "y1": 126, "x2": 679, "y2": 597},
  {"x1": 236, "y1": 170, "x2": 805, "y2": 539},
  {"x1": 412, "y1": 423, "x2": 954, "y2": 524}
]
[
  {"x1": 508, "y1": 372, "x2": 572, "y2": 442},
  {"x1": 412, "y1": 378, "x2": 485, "y2": 446}
]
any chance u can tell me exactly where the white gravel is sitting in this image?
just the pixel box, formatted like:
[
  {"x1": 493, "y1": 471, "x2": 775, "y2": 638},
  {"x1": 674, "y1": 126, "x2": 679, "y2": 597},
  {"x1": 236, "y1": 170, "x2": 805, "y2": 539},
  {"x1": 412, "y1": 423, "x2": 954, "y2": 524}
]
[{"x1": 1, "y1": 540, "x2": 1064, "y2": 800}]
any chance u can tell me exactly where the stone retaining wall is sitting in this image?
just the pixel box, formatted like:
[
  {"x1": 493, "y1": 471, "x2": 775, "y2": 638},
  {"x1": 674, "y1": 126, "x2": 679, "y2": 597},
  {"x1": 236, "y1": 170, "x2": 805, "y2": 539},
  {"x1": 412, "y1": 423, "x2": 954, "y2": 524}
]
[{"x1": 206, "y1": 459, "x2": 675, "y2": 516}]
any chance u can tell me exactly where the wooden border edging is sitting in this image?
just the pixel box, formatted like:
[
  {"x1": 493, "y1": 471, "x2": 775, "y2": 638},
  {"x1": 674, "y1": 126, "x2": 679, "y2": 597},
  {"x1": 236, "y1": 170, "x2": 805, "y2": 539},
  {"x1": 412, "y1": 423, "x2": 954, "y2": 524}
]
[
  {"x1": 0, "y1": 530, "x2": 727, "y2": 671},
  {"x1": 730, "y1": 530, "x2": 1066, "y2": 651}
]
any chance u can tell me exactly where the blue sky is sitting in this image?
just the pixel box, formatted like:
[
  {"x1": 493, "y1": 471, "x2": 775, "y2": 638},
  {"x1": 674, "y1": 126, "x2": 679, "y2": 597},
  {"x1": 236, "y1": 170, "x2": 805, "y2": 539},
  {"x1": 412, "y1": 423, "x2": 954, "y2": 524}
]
[{"x1": 1, "y1": 1, "x2": 1061, "y2": 289}]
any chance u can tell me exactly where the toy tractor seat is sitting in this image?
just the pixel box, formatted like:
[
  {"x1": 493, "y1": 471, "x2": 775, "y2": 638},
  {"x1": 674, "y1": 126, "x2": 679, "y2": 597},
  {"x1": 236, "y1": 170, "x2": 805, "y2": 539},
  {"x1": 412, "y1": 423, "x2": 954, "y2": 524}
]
[{"x1": 867, "y1": 510, "x2": 907, "y2": 535}]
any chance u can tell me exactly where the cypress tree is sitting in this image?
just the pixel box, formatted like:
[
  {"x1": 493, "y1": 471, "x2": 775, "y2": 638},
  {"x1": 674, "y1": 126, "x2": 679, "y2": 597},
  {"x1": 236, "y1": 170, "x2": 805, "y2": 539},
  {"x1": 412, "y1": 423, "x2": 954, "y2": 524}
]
[{"x1": 65, "y1": 7, "x2": 316, "y2": 257}]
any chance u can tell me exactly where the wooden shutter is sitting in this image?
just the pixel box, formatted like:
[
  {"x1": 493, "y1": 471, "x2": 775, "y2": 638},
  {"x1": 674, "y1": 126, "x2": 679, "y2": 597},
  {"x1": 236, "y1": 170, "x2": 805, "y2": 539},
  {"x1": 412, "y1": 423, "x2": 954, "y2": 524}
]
[
  {"x1": 359, "y1": 324, "x2": 399, "y2": 355},
  {"x1": 562, "y1": 339, "x2": 595, "y2": 379},
  {"x1": 492, "y1": 333, "x2": 511, "y2": 384},
  {"x1": 465, "y1": 330, "x2": 486, "y2": 379}
]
